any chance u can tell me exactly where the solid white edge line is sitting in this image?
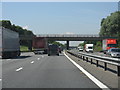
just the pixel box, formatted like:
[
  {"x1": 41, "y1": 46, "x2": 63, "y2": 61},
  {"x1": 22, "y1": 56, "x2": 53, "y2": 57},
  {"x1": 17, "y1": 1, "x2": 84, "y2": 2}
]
[
  {"x1": 16, "y1": 67, "x2": 23, "y2": 72},
  {"x1": 31, "y1": 61, "x2": 34, "y2": 64},
  {"x1": 64, "y1": 52, "x2": 110, "y2": 90},
  {"x1": 6, "y1": 59, "x2": 11, "y2": 61}
]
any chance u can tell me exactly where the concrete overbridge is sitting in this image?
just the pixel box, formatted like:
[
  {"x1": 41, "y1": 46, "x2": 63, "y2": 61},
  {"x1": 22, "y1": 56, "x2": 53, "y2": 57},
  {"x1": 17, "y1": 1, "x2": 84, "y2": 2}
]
[{"x1": 20, "y1": 34, "x2": 117, "y2": 50}]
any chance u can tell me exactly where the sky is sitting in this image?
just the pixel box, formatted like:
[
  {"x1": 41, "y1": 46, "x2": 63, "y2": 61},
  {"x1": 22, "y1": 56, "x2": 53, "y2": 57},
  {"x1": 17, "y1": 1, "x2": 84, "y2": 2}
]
[{"x1": 1, "y1": 1, "x2": 118, "y2": 46}]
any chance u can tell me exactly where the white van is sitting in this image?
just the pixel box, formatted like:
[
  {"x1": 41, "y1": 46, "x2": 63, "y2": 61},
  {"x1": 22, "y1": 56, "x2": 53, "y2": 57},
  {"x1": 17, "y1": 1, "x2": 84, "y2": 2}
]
[{"x1": 85, "y1": 44, "x2": 93, "y2": 53}]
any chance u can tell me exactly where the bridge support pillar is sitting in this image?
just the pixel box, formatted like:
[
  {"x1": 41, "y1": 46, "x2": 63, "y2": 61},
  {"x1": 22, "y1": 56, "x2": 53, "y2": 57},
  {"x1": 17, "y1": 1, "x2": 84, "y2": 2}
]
[{"x1": 66, "y1": 40, "x2": 69, "y2": 50}]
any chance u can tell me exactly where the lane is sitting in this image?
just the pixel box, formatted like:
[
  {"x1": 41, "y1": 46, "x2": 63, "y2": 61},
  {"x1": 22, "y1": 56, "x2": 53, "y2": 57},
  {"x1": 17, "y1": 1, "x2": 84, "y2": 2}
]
[
  {"x1": 2, "y1": 53, "x2": 99, "y2": 88},
  {"x1": 72, "y1": 49, "x2": 120, "y2": 59},
  {"x1": 2, "y1": 52, "x2": 40, "y2": 73}
]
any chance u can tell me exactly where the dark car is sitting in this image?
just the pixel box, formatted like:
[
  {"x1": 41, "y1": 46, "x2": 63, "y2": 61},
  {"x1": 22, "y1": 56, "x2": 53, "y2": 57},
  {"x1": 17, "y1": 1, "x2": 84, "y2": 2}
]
[{"x1": 48, "y1": 44, "x2": 59, "y2": 56}]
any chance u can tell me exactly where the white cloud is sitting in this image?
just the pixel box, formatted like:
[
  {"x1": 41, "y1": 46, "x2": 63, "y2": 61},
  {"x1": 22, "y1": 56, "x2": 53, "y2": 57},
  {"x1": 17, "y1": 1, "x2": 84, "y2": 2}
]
[{"x1": 22, "y1": 26, "x2": 29, "y2": 30}]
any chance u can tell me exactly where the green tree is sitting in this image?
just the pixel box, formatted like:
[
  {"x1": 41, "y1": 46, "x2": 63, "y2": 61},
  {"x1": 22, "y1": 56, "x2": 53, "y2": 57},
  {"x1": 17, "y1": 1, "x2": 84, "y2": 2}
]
[
  {"x1": 1, "y1": 20, "x2": 12, "y2": 29},
  {"x1": 100, "y1": 11, "x2": 120, "y2": 37},
  {"x1": 99, "y1": 11, "x2": 120, "y2": 47},
  {"x1": 49, "y1": 41, "x2": 64, "y2": 47},
  {"x1": 1, "y1": 20, "x2": 34, "y2": 47}
]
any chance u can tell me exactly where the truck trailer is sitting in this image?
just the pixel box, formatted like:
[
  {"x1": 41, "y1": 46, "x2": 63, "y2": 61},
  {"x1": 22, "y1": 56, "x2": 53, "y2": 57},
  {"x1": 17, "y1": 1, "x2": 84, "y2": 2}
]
[
  {"x1": 0, "y1": 27, "x2": 20, "y2": 58},
  {"x1": 102, "y1": 39, "x2": 117, "y2": 54},
  {"x1": 48, "y1": 44, "x2": 59, "y2": 56},
  {"x1": 32, "y1": 37, "x2": 48, "y2": 54}
]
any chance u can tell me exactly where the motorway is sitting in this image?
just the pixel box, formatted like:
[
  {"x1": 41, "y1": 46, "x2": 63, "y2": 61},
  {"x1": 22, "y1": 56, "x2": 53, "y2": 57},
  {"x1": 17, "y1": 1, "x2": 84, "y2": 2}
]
[
  {"x1": 1, "y1": 51, "x2": 119, "y2": 89},
  {"x1": 71, "y1": 49, "x2": 120, "y2": 59}
]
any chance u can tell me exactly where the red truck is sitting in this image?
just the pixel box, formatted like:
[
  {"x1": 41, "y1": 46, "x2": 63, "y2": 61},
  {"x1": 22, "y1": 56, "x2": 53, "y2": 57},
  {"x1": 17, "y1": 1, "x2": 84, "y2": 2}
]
[
  {"x1": 32, "y1": 37, "x2": 48, "y2": 54},
  {"x1": 102, "y1": 39, "x2": 117, "y2": 54}
]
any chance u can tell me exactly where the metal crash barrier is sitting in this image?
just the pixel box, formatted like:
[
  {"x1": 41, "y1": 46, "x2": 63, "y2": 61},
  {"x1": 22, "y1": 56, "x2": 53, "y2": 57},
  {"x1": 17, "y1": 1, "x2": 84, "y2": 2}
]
[{"x1": 67, "y1": 51, "x2": 120, "y2": 76}]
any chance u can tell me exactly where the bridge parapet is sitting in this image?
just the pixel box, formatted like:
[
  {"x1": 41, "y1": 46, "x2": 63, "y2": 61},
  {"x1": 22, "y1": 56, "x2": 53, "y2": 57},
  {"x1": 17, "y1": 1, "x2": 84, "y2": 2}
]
[
  {"x1": 19, "y1": 34, "x2": 118, "y2": 41},
  {"x1": 36, "y1": 34, "x2": 100, "y2": 37}
]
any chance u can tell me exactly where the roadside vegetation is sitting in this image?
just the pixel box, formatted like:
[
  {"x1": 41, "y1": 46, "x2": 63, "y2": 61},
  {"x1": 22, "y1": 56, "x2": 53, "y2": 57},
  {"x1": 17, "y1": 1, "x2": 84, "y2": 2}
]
[
  {"x1": 78, "y1": 11, "x2": 120, "y2": 51},
  {"x1": 0, "y1": 20, "x2": 35, "y2": 49},
  {"x1": 48, "y1": 41, "x2": 65, "y2": 49},
  {"x1": 20, "y1": 46, "x2": 29, "y2": 52},
  {"x1": 99, "y1": 11, "x2": 120, "y2": 48}
]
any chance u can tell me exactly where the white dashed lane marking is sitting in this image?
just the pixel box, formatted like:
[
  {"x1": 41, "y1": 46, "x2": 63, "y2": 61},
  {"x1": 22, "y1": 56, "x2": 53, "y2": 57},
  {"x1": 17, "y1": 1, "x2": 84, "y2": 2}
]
[
  {"x1": 38, "y1": 58, "x2": 40, "y2": 60},
  {"x1": 31, "y1": 61, "x2": 34, "y2": 64},
  {"x1": 16, "y1": 67, "x2": 23, "y2": 72},
  {"x1": 0, "y1": 79, "x2": 2, "y2": 81}
]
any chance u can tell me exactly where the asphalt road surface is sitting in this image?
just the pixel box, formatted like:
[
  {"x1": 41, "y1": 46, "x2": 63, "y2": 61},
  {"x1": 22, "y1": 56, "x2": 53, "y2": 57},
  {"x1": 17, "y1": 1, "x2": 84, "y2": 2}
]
[
  {"x1": 2, "y1": 52, "x2": 99, "y2": 88},
  {"x1": 1, "y1": 52, "x2": 118, "y2": 89}
]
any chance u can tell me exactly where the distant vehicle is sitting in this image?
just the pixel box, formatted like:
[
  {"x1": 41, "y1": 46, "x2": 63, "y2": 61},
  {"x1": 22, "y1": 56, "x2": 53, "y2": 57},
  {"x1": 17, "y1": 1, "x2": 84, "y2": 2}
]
[
  {"x1": 0, "y1": 27, "x2": 20, "y2": 58},
  {"x1": 78, "y1": 46, "x2": 83, "y2": 51},
  {"x1": 84, "y1": 44, "x2": 93, "y2": 53},
  {"x1": 102, "y1": 39, "x2": 117, "y2": 54},
  {"x1": 106, "y1": 48, "x2": 120, "y2": 58},
  {"x1": 33, "y1": 37, "x2": 48, "y2": 54},
  {"x1": 48, "y1": 44, "x2": 59, "y2": 56},
  {"x1": 58, "y1": 46, "x2": 63, "y2": 53},
  {"x1": 34, "y1": 50, "x2": 44, "y2": 54}
]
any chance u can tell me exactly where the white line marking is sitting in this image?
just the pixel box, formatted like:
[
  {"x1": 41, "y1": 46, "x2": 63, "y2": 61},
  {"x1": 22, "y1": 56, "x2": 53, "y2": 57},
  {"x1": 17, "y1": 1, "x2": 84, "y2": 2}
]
[
  {"x1": 31, "y1": 61, "x2": 34, "y2": 64},
  {"x1": 38, "y1": 58, "x2": 40, "y2": 60},
  {"x1": 0, "y1": 79, "x2": 2, "y2": 81},
  {"x1": 16, "y1": 67, "x2": 23, "y2": 72},
  {"x1": 6, "y1": 59, "x2": 11, "y2": 61},
  {"x1": 64, "y1": 52, "x2": 110, "y2": 90}
]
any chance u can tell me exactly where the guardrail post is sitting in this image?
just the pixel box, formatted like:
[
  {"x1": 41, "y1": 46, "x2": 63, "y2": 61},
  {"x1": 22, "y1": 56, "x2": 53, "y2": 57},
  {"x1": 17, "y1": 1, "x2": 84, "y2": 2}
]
[
  {"x1": 83, "y1": 56, "x2": 85, "y2": 61},
  {"x1": 79, "y1": 55, "x2": 82, "y2": 59},
  {"x1": 117, "y1": 66, "x2": 120, "y2": 76},
  {"x1": 82, "y1": 56, "x2": 84, "y2": 60},
  {"x1": 81, "y1": 55, "x2": 82, "y2": 59},
  {"x1": 91, "y1": 58, "x2": 93, "y2": 64},
  {"x1": 104, "y1": 62, "x2": 107, "y2": 71},
  {"x1": 86, "y1": 57, "x2": 88, "y2": 62},
  {"x1": 96, "y1": 60, "x2": 98, "y2": 67}
]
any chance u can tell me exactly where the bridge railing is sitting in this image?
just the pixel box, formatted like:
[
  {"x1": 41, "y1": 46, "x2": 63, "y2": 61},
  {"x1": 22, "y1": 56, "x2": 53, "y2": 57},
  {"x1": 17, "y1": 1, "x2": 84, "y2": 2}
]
[
  {"x1": 36, "y1": 34, "x2": 100, "y2": 37},
  {"x1": 66, "y1": 50, "x2": 120, "y2": 76}
]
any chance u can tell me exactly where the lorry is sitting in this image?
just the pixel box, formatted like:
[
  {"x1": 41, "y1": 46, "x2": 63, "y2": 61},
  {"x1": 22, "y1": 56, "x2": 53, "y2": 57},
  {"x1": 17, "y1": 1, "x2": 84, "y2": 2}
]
[
  {"x1": 48, "y1": 44, "x2": 59, "y2": 56},
  {"x1": 0, "y1": 27, "x2": 20, "y2": 58},
  {"x1": 32, "y1": 37, "x2": 48, "y2": 54},
  {"x1": 102, "y1": 39, "x2": 117, "y2": 54},
  {"x1": 84, "y1": 44, "x2": 94, "y2": 53}
]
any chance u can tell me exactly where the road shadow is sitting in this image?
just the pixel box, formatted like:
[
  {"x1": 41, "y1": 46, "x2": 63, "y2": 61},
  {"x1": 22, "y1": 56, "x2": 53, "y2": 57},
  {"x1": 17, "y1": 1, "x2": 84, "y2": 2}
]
[
  {"x1": 2, "y1": 56, "x2": 32, "y2": 60},
  {"x1": 98, "y1": 64, "x2": 117, "y2": 74},
  {"x1": 85, "y1": 60, "x2": 117, "y2": 74},
  {"x1": 14, "y1": 56, "x2": 31, "y2": 59}
]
